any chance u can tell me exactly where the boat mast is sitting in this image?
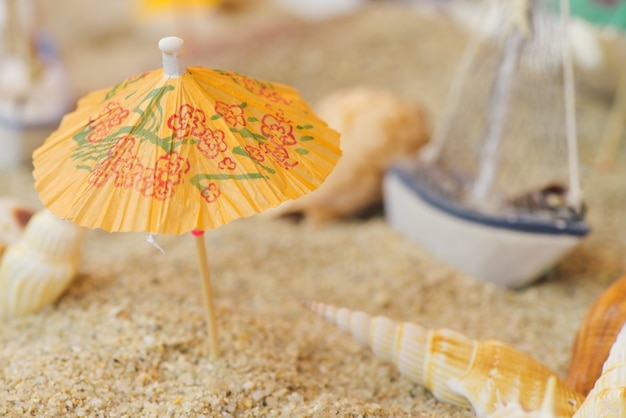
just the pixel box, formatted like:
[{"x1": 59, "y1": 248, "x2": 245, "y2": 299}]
[
  {"x1": 560, "y1": 0, "x2": 583, "y2": 213},
  {"x1": 471, "y1": 0, "x2": 532, "y2": 206},
  {"x1": 419, "y1": 22, "x2": 484, "y2": 165}
]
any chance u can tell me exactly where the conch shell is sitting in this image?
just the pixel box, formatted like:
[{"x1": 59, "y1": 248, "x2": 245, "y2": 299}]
[
  {"x1": 0, "y1": 197, "x2": 36, "y2": 257},
  {"x1": 0, "y1": 209, "x2": 87, "y2": 320},
  {"x1": 274, "y1": 88, "x2": 430, "y2": 224},
  {"x1": 572, "y1": 322, "x2": 626, "y2": 417},
  {"x1": 304, "y1": 301, "x2": 584, "y2": 418},
  {"x1": 566, "y1": 273, "x2": 626, "y2": 396}
]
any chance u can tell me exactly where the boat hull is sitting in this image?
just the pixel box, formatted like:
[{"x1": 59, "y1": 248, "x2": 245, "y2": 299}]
[{"x1": 383, "y1": 166, "x2": 588, "y2": 288}]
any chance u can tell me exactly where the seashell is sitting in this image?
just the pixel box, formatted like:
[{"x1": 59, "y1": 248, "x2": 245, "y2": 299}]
[
  {"x1": 572, "y1": 322, "x2": 626, "y2": 417},
  {"x1": 486, "y1": 376, "x2": 560, "y2": 418},
  {"x1": 0, "y1": 197, "x2": 37, "y2": 257},
  {"x1": 304, "y1": 301, "x2": 584, "y2": 418},
  {"x1": 273, "y1": 88, "x2": 430, "y2": 224},
  {"x1": 566, "y1": 273, "x2": 626, "y2": 396},
  {"x1": 0, "y1": 209, "x2": 87, "y2": 320}
]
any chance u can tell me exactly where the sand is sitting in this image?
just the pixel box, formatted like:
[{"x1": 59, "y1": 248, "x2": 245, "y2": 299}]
[{"x1": 1, "y1": 3, "x2": 626, "y2": 417}]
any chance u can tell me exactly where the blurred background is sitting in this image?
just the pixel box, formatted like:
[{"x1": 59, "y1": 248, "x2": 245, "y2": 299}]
[
  {"x1": 1, "y1": 0, "x2": 626, "y2": 236},
  {"x1": 0, "y1": 0, "x2": 623, "y2": 122},
  {"x1": 1, "y1": 0, "x2": 623, "y2": 129}
]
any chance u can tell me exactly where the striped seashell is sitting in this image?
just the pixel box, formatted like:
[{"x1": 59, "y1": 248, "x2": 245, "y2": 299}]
[
  {"x1": 486, "y1": 376, "x2": 560, "y2": 417},
  {"x1": 0, "y1": 209, "x2": 87, "y2": 320},
  {"x1": 573, "y1": 322, "x2": 626, "y2": 417},
  {"x1": 566, "y1": 274, "x2": 626, "y2": 396},
  {"x1": 304, "y1": 301, "x2": 584, "y2": 418},
  {"x1": 0, "y1": 197, "x2": 36, "y2": 257}
]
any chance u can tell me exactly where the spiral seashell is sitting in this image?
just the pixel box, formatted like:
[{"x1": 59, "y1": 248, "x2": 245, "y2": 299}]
[
  {"x1": 566, "y1": 273, "x2": 626, "y2": 396},
  {"x1": 0, "y1": 197, "x2": 36, "y2": 257},
  {"x1": 572, "y1": 322, "x2": 626, "y2": 417},
  {"x1": 486, "y1": 376, "x2": 560, "y2": 418},
  {"x1": 304, "y1": 301, "x2": 584, "y2": 418},
  {"x1": 0, "y1": 209, "x2": 87, "y2": 320}
]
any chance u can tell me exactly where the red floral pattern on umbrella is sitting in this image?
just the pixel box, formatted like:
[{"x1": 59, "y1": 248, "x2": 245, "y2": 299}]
[
  {"x1": 197, "y1": 128, "x2": 228, "y2": 159},
  {"x1": 215, "y1": 101, "x2": 246, "y2": 127},
  {"x1": 168, "y1": 104, "x2": 210, "y2": 141},
  {"x1": 87, "y1": 102, "x2": 129, "y2": 144}
]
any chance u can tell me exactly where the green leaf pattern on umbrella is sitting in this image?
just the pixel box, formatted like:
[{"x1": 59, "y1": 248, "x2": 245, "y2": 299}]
[
  {"x1": 71, "y1": 84, "x2": 176, "y2": 163},
  {"x1": 103, "y1": 71, "x2": 152, "y2": 102},
  {"x1": 67, "y1": 71, "x2": 326, "y2": 204}
]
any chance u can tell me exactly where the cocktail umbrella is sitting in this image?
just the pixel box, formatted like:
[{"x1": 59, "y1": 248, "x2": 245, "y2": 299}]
[{"x1": 32, "y1": 36, "x2": 342, "y2": 359}]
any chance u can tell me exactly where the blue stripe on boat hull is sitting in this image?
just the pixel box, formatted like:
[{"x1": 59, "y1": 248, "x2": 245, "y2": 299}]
[{"x1": 387, "y1": 166, "x2": 590, "y2": 237}]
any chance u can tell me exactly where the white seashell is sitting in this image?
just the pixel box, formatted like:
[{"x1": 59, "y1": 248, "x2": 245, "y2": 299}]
[
  {"x1": 304, "y1": 301, "x2": 584, "y2": 418},
  {"x1": 0, "y1": 197, "x2": 36, "y2": 257},
  {"x1": 486, "y1": 376, "x2": 560, "y2": 418},
  {"x1": 573, "y1": 322, "x2": 626, "y2": 417},
  {"x1": 0, "y1": 209, "x2": 87, "y2": 320}
]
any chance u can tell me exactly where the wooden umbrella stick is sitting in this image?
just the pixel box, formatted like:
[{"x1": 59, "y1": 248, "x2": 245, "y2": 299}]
[{"x1": 193, "y1": 230, "x2": 219, "y2": 360}]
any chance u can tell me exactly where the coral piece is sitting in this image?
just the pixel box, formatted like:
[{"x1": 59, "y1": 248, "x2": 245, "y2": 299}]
[
  {"x1": 573, "y1": 322, "x2": 626, "y2": 417},
  {"x1": 0, "y1": 197, "x2": 36, "y2": 257},
  {"x1": 567, "y1": 274, "x2": 626, "y2": 396},
  {"x1": 274, "y1": 88, "x2": 430, "y2": 224},
  {"x1": 304, "y1": 301, "x2": 584, "y2": 418},
  {"x1": 0, "y1": 209, "x2": 86, "y2": 320}
]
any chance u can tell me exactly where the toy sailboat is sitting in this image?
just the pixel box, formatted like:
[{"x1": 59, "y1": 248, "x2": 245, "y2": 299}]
[
  {"x1": 0, "y1": 0, "x2": 72, "y2": 168},
  {"x1": 384, "y1": 0, "x2": 589, "y2": 287}
]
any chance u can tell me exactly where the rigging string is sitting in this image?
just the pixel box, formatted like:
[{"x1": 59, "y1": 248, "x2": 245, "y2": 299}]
[{"x1": 560, "y1": 0, "x2": 584, "y2": 213}]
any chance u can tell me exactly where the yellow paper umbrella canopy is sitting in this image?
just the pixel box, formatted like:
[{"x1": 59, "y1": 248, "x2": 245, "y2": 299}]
[{"x1": 33, "y1": 42, "x2": 341, "y2": 235}]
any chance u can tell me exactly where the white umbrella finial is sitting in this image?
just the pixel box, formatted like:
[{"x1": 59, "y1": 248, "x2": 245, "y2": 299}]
[{"x1": 159, "y1": 36, "x2": 186, "y2": 78}]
